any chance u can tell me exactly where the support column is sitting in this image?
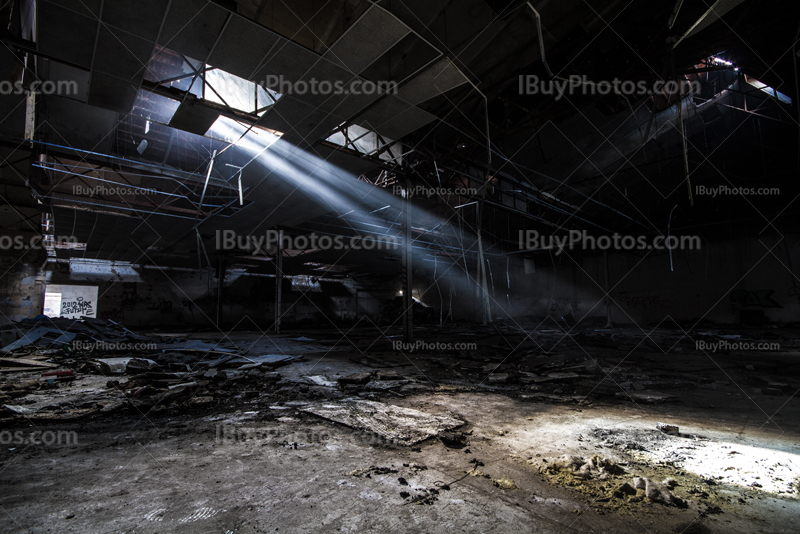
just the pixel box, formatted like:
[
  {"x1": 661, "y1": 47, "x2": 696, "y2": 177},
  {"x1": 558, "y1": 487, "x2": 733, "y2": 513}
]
[
  {"x1": 477, "y1": 96, "x2": 492, "y2": 325},
  {"x1": 275, "y1": 229, "x2": 284, "y2": 333},
  {"x1": 476, "y1": 203, "x2": 491, "y2": 325},
  {"x1": 603, "y1": 250, "x2": 614, "y2": 328},
  {"x1": 402, "y1": 181, "x2": 413, "y2": 344},
  {"x1": 215, "y1": 257, "x2": 225, "y2": 329}
]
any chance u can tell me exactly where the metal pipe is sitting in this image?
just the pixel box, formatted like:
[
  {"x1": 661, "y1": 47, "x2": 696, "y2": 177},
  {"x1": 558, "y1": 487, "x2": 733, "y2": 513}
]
[
  {"x1": 667, "y1": 204, "x2": 679, "y2": 271},
  {"x1": 667, "y1": 0, "x2": 685, "y2": 30},
  {"x1": 196, "y1": 149, "x2": 217, "y2": 220},
  {"x1": 672, "y1": 54, "x2": 694, "y2": 206}
]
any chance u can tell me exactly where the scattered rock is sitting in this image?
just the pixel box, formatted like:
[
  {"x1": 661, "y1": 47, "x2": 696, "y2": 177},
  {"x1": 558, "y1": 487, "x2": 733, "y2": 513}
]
[
  {"x1": 126, "y1": 358, "x2": 159, "y2": 372},
  {"x1": 549, "y1": 454, "x2": 625, "y2": 480},
  {"x1": 613, "y1": 482, "x2": 637, "y2": 497},
  {"x1": 338, "y1": 372, "x2": 372, "y2": 385},
  {"x1": 656, "y1": 423, "x2": 679, "y2": 434},
  {"x1": 439, "y1": 430, "x2": 468, "y2": 449},
  {"x1": 633, "y1": 477, "x2": 685, "y2": 507},
  {"x1": 488, "y1": 373, "x2": 509, "y2": 384},
  {"x1": 493, "y1": 478, "x2": 517, "y2": 490},
  {"x1": 616, "y1": 391, "x2": 679, "y2": 404}
]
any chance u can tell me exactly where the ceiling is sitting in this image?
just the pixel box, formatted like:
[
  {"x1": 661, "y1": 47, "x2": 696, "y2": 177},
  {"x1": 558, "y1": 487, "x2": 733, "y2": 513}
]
[{"x1": 0, "y1": 0, "x2": 797, "y2": 276}]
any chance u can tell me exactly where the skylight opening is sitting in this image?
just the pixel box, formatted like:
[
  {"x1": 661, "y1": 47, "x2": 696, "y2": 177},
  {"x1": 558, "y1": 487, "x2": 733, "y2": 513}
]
[
  {"x1": 326, "y1": 124, "x2": 404, "y2": 163},
  {"x1": 143, "y1": 46, "x2": 282, "y2": 118},
  {"x1": 204, "y1": 115, "x2": 282, "y2": 146}
]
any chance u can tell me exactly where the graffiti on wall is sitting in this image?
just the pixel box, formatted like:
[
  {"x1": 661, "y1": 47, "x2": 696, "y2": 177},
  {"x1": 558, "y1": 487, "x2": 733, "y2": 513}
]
[
  {"x1": 727, "y1": 289, "x2": 782, "y2": 316},
  {"x1": 62, "y1": 297, "x2": 93, "y2": 316},
  {"x1": 146, "y1": 299, "x2": 173, "y2": 313},
  {"x1": 788, "y1": 285, "x2": 800, "y2": 305},
  {"x1": 120, "y1": 286, "x2": 143, "y2": 310},
  {"x1": 729, "y1": 289, "x2": 781, "y2": 308},
  {"x1": 99, "y1": 308, "x2": 124, "y2": 321},
  {"x1": 180, "y1": 298, "x2": 195, "y2": 321}
]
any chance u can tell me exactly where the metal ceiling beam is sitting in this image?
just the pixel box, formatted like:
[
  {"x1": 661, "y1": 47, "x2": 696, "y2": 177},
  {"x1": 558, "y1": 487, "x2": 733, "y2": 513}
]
[{"x1": 672, "y1": 0, "x2": 749, "y2": 49}]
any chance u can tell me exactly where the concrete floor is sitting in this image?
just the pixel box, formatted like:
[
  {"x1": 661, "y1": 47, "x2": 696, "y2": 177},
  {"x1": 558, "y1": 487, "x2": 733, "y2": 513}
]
[{"x1": 1, "y1": 326, "x2": 799, "y2": 533}]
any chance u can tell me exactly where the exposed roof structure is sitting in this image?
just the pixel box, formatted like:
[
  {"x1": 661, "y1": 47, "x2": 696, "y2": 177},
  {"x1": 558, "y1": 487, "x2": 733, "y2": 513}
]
[{"x1": 1, "y1": 0, "x2": 798, "y2": 278}]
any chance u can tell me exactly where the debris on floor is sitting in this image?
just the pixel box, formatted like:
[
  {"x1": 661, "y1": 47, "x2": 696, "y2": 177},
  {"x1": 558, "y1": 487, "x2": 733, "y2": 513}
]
[
  {"x1": 656, "y1": 422, "x2": 680, "y2": 434},
  {"x1": 302, "y1": 399, "x2": 464, "y2": 445},
  {"x1": 492, "y1": 477, "x2": 517, "y2": 489}
]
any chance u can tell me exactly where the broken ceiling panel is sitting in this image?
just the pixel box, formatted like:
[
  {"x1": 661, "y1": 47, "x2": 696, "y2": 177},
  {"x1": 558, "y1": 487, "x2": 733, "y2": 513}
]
[
  {"x1": 250, "y1": 39, "x2": 320, "y2": 85},
  {"x1": 316, "y1": 86, "x2": 382, "y2": 121},
  {"x1": 46, "y1": 62, "x2": 90, "y2": 103},
  {"x1": 312, "y1": 144, "x2": 385, "y2": 175},
  {"x1": 207, "y1": 16, "x2": 281, "y2": 80},
  {"x1": 159, "y1": 0, "x2": 230, "y2": 62},
  {"x1": 92, "y1": 26, "x2": 153, "y2": 82},
  {"x1": 355, "y1": 95, "x2": 436, "y2": 140},
  {"x1": 46, "y1": 0, "x2": 101, "y2": 18},
  {"x1": 295, "y1": 58, "x2": 357, "y2": 110},
  {"x1": 256, "y1": 95, "x2": 345, "y2": 145},
  {"x1": 324, "y1": 5, "x2": 411, "y2": 75},
  {"x1": 168, "y1": 99, "x2": 221, "y2": 136},
  {"x1": 38, "y1": 1, "x2": 98, "y2": 68},
  {"x1": 101, "y1": 0, "x2": 170, "y2": 41},
  {"x1": 396, "y1": 57, "x2": 469, "y2": 106},
  {"x1": 87, "y1": 73, "x2": 138, "y2": 114}
]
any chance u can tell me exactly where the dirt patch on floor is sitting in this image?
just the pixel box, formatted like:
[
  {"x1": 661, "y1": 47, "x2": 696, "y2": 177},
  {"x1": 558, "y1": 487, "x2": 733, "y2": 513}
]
[{"x1": 531, "y1": 452, "x2": 742, "y2": 516}]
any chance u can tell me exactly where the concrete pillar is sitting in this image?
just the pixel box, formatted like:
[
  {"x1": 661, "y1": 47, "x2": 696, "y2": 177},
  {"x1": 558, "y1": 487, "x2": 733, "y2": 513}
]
[
  {"x1": 274, "y1": 230, "x2": 284, "y2": 333},
  {"x1": 216, "y1": 257, "x2": 225, "y2": 328}
]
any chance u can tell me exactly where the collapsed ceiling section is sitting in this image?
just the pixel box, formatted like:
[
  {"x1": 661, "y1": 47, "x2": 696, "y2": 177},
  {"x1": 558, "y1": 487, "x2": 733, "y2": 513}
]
[{"x1": 0, "y1": 0, "x2": 797, "y2": 280}]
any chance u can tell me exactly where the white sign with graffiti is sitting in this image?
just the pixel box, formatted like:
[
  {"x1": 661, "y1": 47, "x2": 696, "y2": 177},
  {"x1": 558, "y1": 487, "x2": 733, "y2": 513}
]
[{"x1": 43, "y1": 284, "x2": 98, "y2": 319}]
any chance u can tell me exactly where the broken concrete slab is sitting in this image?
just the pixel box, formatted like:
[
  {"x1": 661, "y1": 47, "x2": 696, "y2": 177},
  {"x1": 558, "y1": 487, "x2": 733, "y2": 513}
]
[
  {"x1": 246, "y1": 354, "x2": 302, "y2": 365},
  {"x1": 616, "y1": 391, "x2": 678, "y2": 404},
  {"x1": 1, "y1": 327, "x2": 50, "y2": 352},
  {"x1": 438, "y1": 430, "x2": 468, "y2": 448},
  {"x1": 547, "y1": 372, "x2": 580, "y2": 380},
  {"x1": 338, "y1": 372, "x2": 372, "y2": 385},
  {"x1": 0, "y1": 357, "x2": 57, "y2": 369},
  {"x1": 95, "y1": 358, "x2": 132, "y2": 374},
  {"x1": 376, "y1": 371, "x2": 404, "y2": 380},
  {"x1": 301, "y1": 399, "x2": 463, "y2": 446},
  {"x1": 656, "y1": 423, "x2": 679, "y2": 434},
  {"x1": 126, "y1": 358, "x2": 158, "y2": 372},
  {"x1": 365, "y1": 379, "x2": 410, "y2": 390},
  {"x1": 306, "y1": 375, "x2": 337, "y2": 387}
]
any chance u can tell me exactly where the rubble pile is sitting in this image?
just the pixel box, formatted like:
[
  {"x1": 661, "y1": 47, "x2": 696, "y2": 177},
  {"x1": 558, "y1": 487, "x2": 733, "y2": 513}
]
[
  {"x1": 535, "y1": 453, "x2": 690, "y2": 514},
  {"x1": 0, "y1": 317, "x2": 306, "y2": 421}
]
